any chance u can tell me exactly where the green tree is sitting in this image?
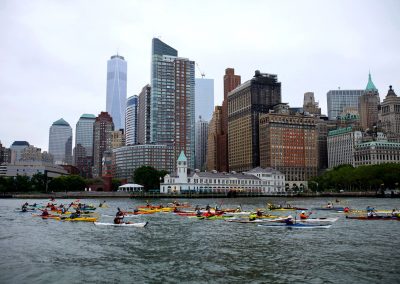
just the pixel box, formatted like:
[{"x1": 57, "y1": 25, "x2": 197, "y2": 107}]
[
  {"x1": 14, "y1": 175, "x2": 31, "y2": 192},
  {"x1": 133, "y1": 166, "x2": 165, "y2": 191},
  {"x1": 31, "y1": 173, "x2": 46, "y2": 192},
  {"x1": 111, "y1": 178, "x2": 123, "y2": 191},
  {"x1": 64, "y1": 175, "x2": 86, "y2": 191}
]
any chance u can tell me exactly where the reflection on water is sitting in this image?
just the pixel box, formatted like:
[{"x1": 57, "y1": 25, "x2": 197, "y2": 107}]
[{"x1": 1, "y1": 197, "x2": 399, "y2": 283}]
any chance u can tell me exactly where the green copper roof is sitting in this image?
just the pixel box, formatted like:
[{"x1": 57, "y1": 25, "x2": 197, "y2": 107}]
[
  {"x1": 52, "y1": 118, "x2": 70, "y2": 126},
  {"x1": 365, "y1": 72, "x2": 378, "y2": 92},
  {"x1": 80, "y1": 114, "x2": 96, "y2": 119},
  {"x1": 177, "y1": 151, "x2": 187, "y2": 162}
]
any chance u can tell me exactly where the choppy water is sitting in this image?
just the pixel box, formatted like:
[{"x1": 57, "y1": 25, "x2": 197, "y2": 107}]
[{"x1": 1, "y1": 197, "x2": 399, "y2": 283}]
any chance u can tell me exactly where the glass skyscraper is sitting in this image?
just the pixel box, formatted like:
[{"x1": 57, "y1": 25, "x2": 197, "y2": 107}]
[
  {"x1": 106, "y1": 55, "x2": 127, "y2": 131},
  {"x1": 125, "y1": 95, "x2": 138, "y2": 145},
  {"x1": 74, "y1": 114, "x2": 96, "y2": 177},
  {"x1": 327, "y1": 89, "x2": 364, "y2": 120},
  {"x1": 195, "y1": 78, "x2": 214, "y2": 122},
  {"x1": 150, "y1": 38, "x2": 195, "y2": 169},
  {"x1": 195, "y1": 117, "x2": 209, "y2": 170},
  {"x1": 48, "y1": 118, "x2": 72, "y2": 165}
]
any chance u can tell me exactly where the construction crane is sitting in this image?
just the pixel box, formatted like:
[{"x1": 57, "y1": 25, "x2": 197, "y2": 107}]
[{"x1": 196, "y1": 63, "x2": 205, "y2": 78}]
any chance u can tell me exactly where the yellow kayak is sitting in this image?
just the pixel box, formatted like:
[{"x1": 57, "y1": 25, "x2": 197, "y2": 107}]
[{"x1": 57, "y1": 217, "x2": 97, "y2": 222}]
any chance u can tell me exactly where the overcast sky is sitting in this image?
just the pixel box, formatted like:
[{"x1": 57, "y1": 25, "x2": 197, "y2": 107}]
[{"x1": 1, "y1": 0, "x2": 399, "y2": 151}]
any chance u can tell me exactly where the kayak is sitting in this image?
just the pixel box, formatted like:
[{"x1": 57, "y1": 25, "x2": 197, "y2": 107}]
[
  {"x1": 346, "y1": 216, "x2": 400, "y2": 220},
  {"x1": 258, "y1": 223, "x2": 332, "y2": 228},
  {"x1": 225, "y1": 219, "x2": 267, "y2": 223},
  {"x1": 94, "y1": 222, "x2": 148, "y2": 228},
  {"x1": 59, "y1": 217, "x2": 97, "y2": 222},
  {"x1": 266, "y1": 217, "x2": 339, "y2": 223},
  {"x1": 313, "y1": 207, "x2": 344, "y2": 211},
  {"x1": 102, "y1": 214, "x2": 139, "y2": 218}
]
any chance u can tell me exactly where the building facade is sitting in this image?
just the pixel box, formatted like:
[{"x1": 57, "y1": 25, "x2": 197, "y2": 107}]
[
  {"x1": 20, "y1": 145, "x2": 53, "y2": 163},
  {"x1": 10, "y1": 141, "x2": 30, "y2": 164},
  {"x1": 327, "y1": 127, "x2": 363, "y2": 168},
  {"x1": 228, "y1": 71, "x2": 281, "y2": 172},
  {"x1": 380, "y1": 86, "x2": 400, "y2": 142},
  {"x1": 259, "y1": 107, "x2": 318, "y2": 186},
  {"x1": 218, "y1": 68, "x2": 241, "y2": 173},
  {"x1": 92, "y1": 112, "x2": 114, "y2": 177},
  {"x1": 125, "y1": 95, "x2": 138, "y2": 145},
  {"x1": 206, "y1": 106, "x2": 222, "y2": 171},
  {"x1": 327, "y1": 89, "x2": 364, "y2": 120},
  {"x1": 150, "y1": 38, "x2": 195, "y2": 169},
  {"x1": 359, "y1": 73, "x2": 380, "y2": 131},
  {"x1": 354, "y1": 141, "x2": 400, "y2": 166},
  {"x1": 48, "y1": 118, "x2": 72, "y2": 165},
  {"x1": 303, "y1": 92, "x2": 321, "y2": 115},
  {"x1": 106, "y1": 55, "x2": 127, "y2": 131},
  {"x1": 111, "y1": 129, "x2": 125, "y2": 149},
  {"x1": 195, "y1": 78, "x2": 214, "y2": 122},
  {"x1": 161, "y1": 151, "x2": 286, "y2": 195},
  {"x1": 195, "y1": 116, "x2": 209, "y2": 170},
  {"x1": 112, "y1": 144, "x2": 174, "y2": 181},
  {"x1": 0, "y1": 141, "x2": 11, "y2": 165},
  {"x1": 137, "y1": 84, "x2": 151, "y2": 145},
  {"x1": 0, "y1": 161, "x2": 68, "y2": 178},
  {"x1": 74, "y1": 114, "x2": 96, "y2": 178}
]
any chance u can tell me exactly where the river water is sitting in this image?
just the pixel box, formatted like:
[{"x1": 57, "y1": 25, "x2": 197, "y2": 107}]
[{"x1": 0, "y1": 197, "x2": 399, "y2": 283}]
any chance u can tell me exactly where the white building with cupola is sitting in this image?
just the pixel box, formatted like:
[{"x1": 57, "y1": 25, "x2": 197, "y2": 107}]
[{"x1": 160, "y1": 151, "x2": 286, "y2": 195}]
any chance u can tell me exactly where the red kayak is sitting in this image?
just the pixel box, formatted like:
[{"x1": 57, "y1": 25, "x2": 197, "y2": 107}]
[{"x1": 346, "y1": 216, "x2": 399, "y2": 220}]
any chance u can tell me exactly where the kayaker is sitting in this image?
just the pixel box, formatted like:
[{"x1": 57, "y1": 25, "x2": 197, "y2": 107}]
[
  {"x1": 41, "y1": 209, "x2": 49, "y2": 216},
  {"x1": 344, "y1": 207, "x2": 350, "y2": 213},
  {"x1": 205, "y1": 204, "x2": 210, "y2": 211},
  {"x1": 236, "y1": 205, "x2": 242, "y2": 212},
  {"x1": 99, "y1": 201, "x2": 106, "y2": 207},
  {"x1": 114, "y1": 208, "x2": 124, "y2": 224},
  {"x1": 70, "y1": 209, "x2": 81, "y2": 219},
  {"x1": 256, "y1": 210, "x2": 263, "y2": 217},
  {"x1": 327, "y1": 203, "x2": 333, "y2": 208},
  {"x1": 391, "y1": 209, "x2": 397, "y2": 217},
  {"x1": 196, "y1": 209, "x2": 202, "y2": 217},
  {"x1": 21, "y1": 204, "x2": 28, "y2": 212},
  {"x1": 299, "y1": 211, "x2": 308, "y2": 219},
  {"x1": 284, "y1": 215, "x2": 294, "y2": 225}
]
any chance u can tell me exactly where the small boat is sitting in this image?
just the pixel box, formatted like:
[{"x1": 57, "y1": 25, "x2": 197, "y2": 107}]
[
  {"x1": 94, "y1": 222, "x2": 148, "y2": 228},
  {"x1": 266, "y1": 217, "x2": 339, "y2": 223},
  {"x1": 312, "y1": 207, "x2": 344, "y2": 211},
  {"x1": 258, "y1": 223, "x2": 332, "y2": 228},
  {"x1": 346, "y1": 216, "x2": 399, "y2": 221}
]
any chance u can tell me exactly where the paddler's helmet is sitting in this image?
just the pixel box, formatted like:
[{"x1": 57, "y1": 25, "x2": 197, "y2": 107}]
[
  {"x1": 287, "y1": 215, "x2": 293, "y2": 219},
  {"x1": 301, "y1": 211, "x2": 305, "y2": 214}
]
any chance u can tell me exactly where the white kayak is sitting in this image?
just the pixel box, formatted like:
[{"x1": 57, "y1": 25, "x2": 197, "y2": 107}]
[
  {"x1": 267, "y1": 217, "x2": 339, "y2": 223},
  {"x1": 101, "y1": 214, "x2": 139, "y2": 218},
  {"x1": 94, "y1": 222, "x2": 148, "y2": 228}
]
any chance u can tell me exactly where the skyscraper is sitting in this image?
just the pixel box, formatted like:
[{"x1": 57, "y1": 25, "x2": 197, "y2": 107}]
[
  {"x1": 74, "y1": 114, "x2": 96, "y2": 177},
  {"x1": 380, "y1": 85, "x2": 400, "y2": 142},
  {"x1": 195, "y1": 78, "x2": 214, "y2": 122},
  {"x1": 327, "y1": 89, "x2": 364, "y2": 120},
  {"x1": 206, "y1": 106, "x2": 222, "y2": 171},
  {"x1": 48, "y1": 119, "x2": 72, "y2": 165},
  {"x1": 10, "y1": 141, "x2": 30, "y2": 164},
  {"x1": 303, "y1": 92, "x2": 321, "y2": 115},
  {"x1": 125, "y1": 95, "x2": 138, "y2": 145},
  {"x1": 195, "y1": 116, "x2": 209, "y2": 170},
  {"x1": 150, "y1": 38, "x2": 195, "y2": 169},
  {"x1": 219, "y1": 68, "x2": 241, "y2": 172},
  {"x1": 106, "y1": 55, "x2": 127, "y2": 131},
  {"x1": 359, "y1": 73, "x2": 380, "y2": 131},
  {"x1": 228, "y1": 71, "x2": 281, "y2": 172},
  {"x1": 137, "y1": 84, "x2": 151, "y2": 145},
  {"x1": 92, "y1": 112, "x2": 114, "y2": 177}
]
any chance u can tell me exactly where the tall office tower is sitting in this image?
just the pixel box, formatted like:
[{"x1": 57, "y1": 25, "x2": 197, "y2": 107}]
[
  {"x1": 195, "y1": 116, "x2": 209, "y2": 170},
  {"x1": 327, "y1": 89, "x2": 364, "y2": 120},
  {"x1": 219, "y1": 68, "x2": 241, "y2": 172},
  {"x1": 137, "y1": 84, "x2": 151, "y2": 145},
  {"x1": 92, "y1": 112, "x2": 114, "y2": 177},
  {"x1": 150, "y1": 38, "x2": 195, "y2": 169},
  {"x1": 359, "y1": 73, "x2": 380, "y2": 131},
  {"x1": 106, "y1": 55, "x2": 127, "y2": 131},
  {"x1": 74, "y1": 114, "x2": 96, "y2": 178},
  {"x1": 48, "y1": 119, "x2": 72, "y2": 165},
  {"x1": 125, "y1": 95, "x2": 138, "y2": 145},
  {"x1": 316, "y1": 119, "x2": 329, "y2": 172},
  {"x1": 380, "y1": 85, "x2": 400, "y2": 142},
  {"x1": 303, "y1": 92, "x2": 321, "y2": 115},
  {"x1": 228, "y1": 71, "x2": 281, "y2": 172},
  {"x1": 327, "y1": 127, "x2": 363, "y2": 168},
  {"x1": 259, "y1": 105, "x2": 318, "y2": 184},
  {"x1": 195, "y1": 78, "x2": 214, "y2": 122},
  {"x1": 10, "y1": 141, "x2": 29, "y2": 164},
  {"x1": 206, "y1": 106, "x2": 222, "y2": 171}
]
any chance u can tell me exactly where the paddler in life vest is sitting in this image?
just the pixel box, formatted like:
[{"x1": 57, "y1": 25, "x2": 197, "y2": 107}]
[
  {"x1": 299, "y1": 211, "x2": 308, "y2": 219},
  {"x1": 114, "y1": 208, "x2": 124, "y2": 224},
  {"x1": 256, "y1": 210, "x2": 263, "y2": 217},
  {"x1": 41, "y1": 209, "x2": 49, "y2": 216},
  {"x1": 284, "y1": 215, "x2": 294, "y2": 225}
]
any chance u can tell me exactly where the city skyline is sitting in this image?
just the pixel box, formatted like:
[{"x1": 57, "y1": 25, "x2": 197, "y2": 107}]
[{"x1": 1, "y1": 0, "x2": 400, "y2": 150}]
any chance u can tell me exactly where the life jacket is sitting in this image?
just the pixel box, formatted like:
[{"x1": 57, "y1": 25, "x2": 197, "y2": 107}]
[{"x1": 299, "y1": 213, "x2": 307, "y2": 219}]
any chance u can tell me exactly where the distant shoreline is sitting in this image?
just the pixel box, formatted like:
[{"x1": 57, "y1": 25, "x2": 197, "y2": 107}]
[{"x1": 0, "y1": 191, "x2": 397, "y2": 199}]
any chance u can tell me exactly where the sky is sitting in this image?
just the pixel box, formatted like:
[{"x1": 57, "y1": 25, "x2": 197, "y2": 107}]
[{"x1": 1, "y1": 0, "x2": 399, "y2": 151}]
